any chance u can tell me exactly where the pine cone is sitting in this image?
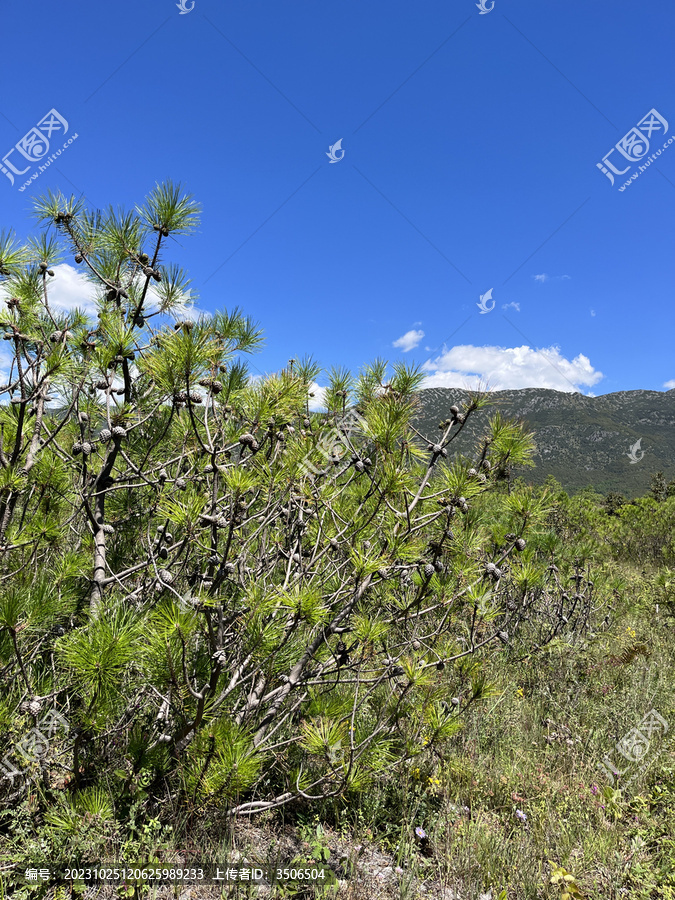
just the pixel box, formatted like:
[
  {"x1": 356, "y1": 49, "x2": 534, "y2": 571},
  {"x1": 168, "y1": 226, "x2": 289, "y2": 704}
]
[
  {"x1": 72, "y1": 442, "x2": 82, "y2": 456},
  {"x1": 450, "y1": 405, "x2": 459, "y2": 416},
  {"x1": 355, "y1": 460, "x2": 365, "y2": 472},
  {"x1": 158, "y1": 469, "x2": 168, "y2": 482},
  {"x1": 485, "y1": 562, "x2": 497, "y2": 576},
  {"x1": 159, "y1": 569, "x2": 173, "y2": 584},
  {"x1": 49, "y1": 331, "x2": 62, "y2": 342},
  {"x1": 189, "y1": 392, "x2": 202, "y2": 403},
  {"x1": 101, "y1": 523, "x2": 115, "y2": 534},
  {"x1": 175, "y1": 478, "x2": 187, "y2": 490},
  {"x1": 74, "y1": 254, "x2": 83, "y2": 264},
  {"x1": 95, "y1": 380, "x2": 109, "y2": 391},
  {"x1": 111, "y1": 426, "x2": 127, "y2": 438},
  {"x1": 515, "y1": 538, "x2": 526, "y2": 551},
  {"x1": 81, "y1": 442, "x2": 92, "y2": 455},
  {"x1": 99, "y1": 428, "x2": 112, "y2": 442},
  {"x1": 468, "y1": 468, "x2": 478, "y2": 477},
  {"x1": 424, "y1": 563, "x2": 435, "y2": 577}
]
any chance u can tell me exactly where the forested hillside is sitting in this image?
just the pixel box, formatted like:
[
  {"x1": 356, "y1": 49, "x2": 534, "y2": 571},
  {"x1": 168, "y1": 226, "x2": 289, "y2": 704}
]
[{"x1": 415, "y1": 388, "x2": 675, "y2": 496}]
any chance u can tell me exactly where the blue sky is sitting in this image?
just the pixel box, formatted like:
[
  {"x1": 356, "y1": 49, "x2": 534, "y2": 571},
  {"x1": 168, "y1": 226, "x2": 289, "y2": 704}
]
[{"x1": 1, "y1": 0, "x2": 673, "y2": 397}]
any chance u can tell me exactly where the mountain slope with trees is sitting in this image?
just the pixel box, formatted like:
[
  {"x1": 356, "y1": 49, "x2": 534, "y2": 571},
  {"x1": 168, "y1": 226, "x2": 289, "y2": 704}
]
[{"x1": 414, "y1": 387, "x2": 675, "y2": 496}]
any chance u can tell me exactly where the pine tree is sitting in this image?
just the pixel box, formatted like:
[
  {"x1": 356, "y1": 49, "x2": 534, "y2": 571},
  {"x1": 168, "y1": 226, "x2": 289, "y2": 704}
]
[{"x1": 0, "y1": 184, "x2": 611, "y2": 840}]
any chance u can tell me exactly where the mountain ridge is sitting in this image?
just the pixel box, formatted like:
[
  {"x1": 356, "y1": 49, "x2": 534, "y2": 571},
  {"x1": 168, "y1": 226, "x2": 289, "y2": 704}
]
[{"x1": 413, "y1": 387, "x2": 675, "y2": 495}]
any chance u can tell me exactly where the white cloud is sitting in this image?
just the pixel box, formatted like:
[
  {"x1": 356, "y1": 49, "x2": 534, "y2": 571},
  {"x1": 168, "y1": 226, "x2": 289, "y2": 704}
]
[
  {"x1": 422, "y1": 344, "x2": 603, "y2": 392},
  {"x1": 532, "y1": 273, "x2": 570, "y2": 284},
  {"x1": 664, "y1": 379, "x2": 675, "y2": 390},
  {"x1": 0, "y1": 263, "x2": 98, "y2": 317},
  {"x1": 590, "y1": 309, "x2": 596, "y2": 317},
  {"x1": 1, "y1": 263, "x2": 210, "y2": 321},
  {"x1": 308, "y1": 382, "x2": 327, "y2": 411},
  {"x1": 48, "y1": 264, "x2": 98, "y2": 315},
  {"x1": 171, "y1": 293, "x2": 211, "y2": 321},
  {"x1": 0, "y1": 346, "x2": 14, "y2": 389},
  {"x1": 502, "y1": 302, "x2": 520, "y2": 312},
  {"x1": 393, "y1": 329, "x2": 425, "y2": 352}
]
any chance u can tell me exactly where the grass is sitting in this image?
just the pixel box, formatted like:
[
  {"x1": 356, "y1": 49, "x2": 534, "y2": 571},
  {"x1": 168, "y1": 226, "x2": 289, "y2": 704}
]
[{"x1": 2, "y1": 498, "x2": 675, "y2": 900}]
